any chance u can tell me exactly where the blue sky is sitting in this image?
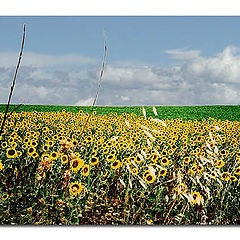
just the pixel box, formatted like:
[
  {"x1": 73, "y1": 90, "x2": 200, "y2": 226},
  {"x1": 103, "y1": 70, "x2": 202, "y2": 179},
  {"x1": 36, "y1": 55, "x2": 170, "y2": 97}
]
[
  {"x1": 1, "y1": 16, "x2": 240, "y2": 65},
  {"x1": 1, "y1": 16, "x2": 240, "y2": 106}
]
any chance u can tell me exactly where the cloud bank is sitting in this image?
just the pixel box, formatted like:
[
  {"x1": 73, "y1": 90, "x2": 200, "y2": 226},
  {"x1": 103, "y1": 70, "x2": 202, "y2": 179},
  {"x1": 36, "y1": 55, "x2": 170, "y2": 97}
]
[{"x1": 1, "y1": 46, "x2": 240, "y2": 106}]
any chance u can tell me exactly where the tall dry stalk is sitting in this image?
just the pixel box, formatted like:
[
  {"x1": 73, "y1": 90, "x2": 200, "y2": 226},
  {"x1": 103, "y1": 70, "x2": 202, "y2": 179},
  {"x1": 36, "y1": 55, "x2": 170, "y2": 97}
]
[
  {"x1": 0, "y1": 24, "x2": 26, "y2": 136},
  {"x1": 64, "y1": 38, "x2": 107, "y2": 197},
  {"x1": 78, "y1": 39, "x2": 107, "y2": 143}
]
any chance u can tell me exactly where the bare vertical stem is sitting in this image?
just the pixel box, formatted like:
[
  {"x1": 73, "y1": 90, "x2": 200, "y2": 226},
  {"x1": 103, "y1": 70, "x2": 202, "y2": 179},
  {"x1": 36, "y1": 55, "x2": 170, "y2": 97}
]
[
  {"x1": 78, "y1": 39, "x2": 107, "y2": 144},
  {"x1": 65, "y1": 38, "x2": 107, "y2": 197},
  {"x1": 0, "y1": 24, "x2": 26, "y2": 136}
]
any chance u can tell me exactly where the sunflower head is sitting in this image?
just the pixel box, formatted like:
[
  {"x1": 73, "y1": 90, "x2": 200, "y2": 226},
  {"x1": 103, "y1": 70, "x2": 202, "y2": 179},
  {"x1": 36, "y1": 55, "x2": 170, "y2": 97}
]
[
  {"x1": 216, "y1": 159, "x2": 224, "y2": 168},
  {"x1": 131, "y1": 167, "x2": 138, "y2": 175},
  {"x1": 0, "y1": 161, "x2": 4, "y2": 171},
  {"x1": 190, "y1": 165, "x2": 198, "y2": 174},
  {"x1": 111, "y1": 160, "x2": 121, "y2": 170},
  {"x1": 61, "y1": 155, "x2": 68, "y2": 164},
  {"x1": 234, "y1": 167, "x2": 240, "y2": 175},
  {"x1": 192, "y1": 191, "x2": 202, "y2": 205},
  {"x1": 175, "y1": 183, "x2": 187, "y2": 194},
  {"x1": 161, "y1": 157, "x2": 170, "y2": 166},
  {"x1": 28, "y1": 147, "x2": 36, "y2": 156},
  {"x1": 135, "y1": 155, "x2": 143, "y2": 164},
  {"x1": 1, "y1": 193, "x2": 9, "y2": 201},
  {"x1": 159, "y1": 168, "x2": 167, "y2": 177},
  {"x1": 69, "y1": 182, "x2": 83, "y2": 196},
  {"x1": 70, "y1": 158, "x2": 84, "y2": 172},
  {"x1": 43, "y1": 144, "x2": 49, "y2": 152},
  {"x1": 90, "y1": 156, "x2": 99, "y2": 166},
  {"x1": 221, "y1": 172, "x2": 230, "y2": 181},
  {"x1": 82, "y1": 164, "x2": 90, "y2": 177},
  {"x1": 50, "y1": 151, "x2": 58, "y2": 160},
  {"x1": 145, "y1": 174, "x2": 156, "y2": 184},
  {"x1": 6, "y1": 148, "x2": 17, "y2": 158},
  {"x1": 183, "y1": 156, "x2": 191, "y2": 165},
  {"x1": 1, "y1": 142, "x2": 8, "y2": 148},
  {"x1": 32, "y1": 152, "x2": 39, "y2": 159},
  {"x1": 106, "y1": 154, "x2": 115, "y2": 162},
  {"x1": 230, "y1": 175, "x2": 238, "y2": 182}
]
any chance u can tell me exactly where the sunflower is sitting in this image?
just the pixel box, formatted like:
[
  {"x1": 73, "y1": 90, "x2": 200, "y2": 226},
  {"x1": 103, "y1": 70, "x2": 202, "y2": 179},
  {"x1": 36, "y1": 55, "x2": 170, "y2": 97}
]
[
  {"x1": 90, "y1": 156, "x2": 99, "y2": 166},
  {"x1": 1, "y1": 142, "x2": 7, "y2": 148},
  {"x1": 234, "y1": 167, "x2": 240, "y2": 175},
  {"x1": 182, "y1": 146, "x2": 188, "y2": 152},
  {"x1": 190, "y1": 165, "x2": 198, "y2": 175},
  {"x1": 71, "y1": 140, "x2": 78, "y2": 147},
  {"x1": 17, "y1": 150, "x2": 22, "y2": 157},
  {"x1": 221, "y1": 172, "x2": 230, "y2": 181},
  {"x1": 220, "y1": 149, "x2": 229, "y2": 157},
  {"x1": 144, "y1": 153, "x2": 150, "y2": 160},
  {"x1": 42, "y1": 127, "x2": 49, "y2": 132},
  {"x1": 192, "y1": 191, "x2": 202, "y2": 205},
  {"x1": 69, "y1": 182, "x2": 83, "y2": 196},
  {"x1": 82, "y1": 164, "x2": 90, "y2": 177},
  {"x1": 216, "y1": 159, "x2": 224, "y2": 168},
  {"x1": 32, "y1": 152, "x2": 39, "y2": 159},
  {"x1": 70, "y1": 158, "x2": 84, "y2": 172},
  {"x1": 42, "y1": 144, "x2": 49, "y2": 152},
  {"x1": 86, "y1": 136, "x2": 93, "y2": 143},
  {"x1": 0, "y1": 160, "x2": 4, "y2": 171},
  {"x1": 110, "y1": 149, "x2": 117, "y2": 155},
  {"x1": 41, "y1": 154, "x2": 50, "y2": 161},
  {"x1": 151, "y1": 153, "x2": 158, "y2": 163},
  {"x1": 175, "y1": 183, "x2": 187, "y2": 194},
  {"x1": 106, "y1": 154, "x2": 115, "y2": 162},
  {"x1": 159, "y1": 168, "x2": 167, "y2": 177},
  {"x1": 160, "y1": 157, "x2": 170, "y2": 166},
  {"x1": 11, "y1": 142, "x2": 17, "y2": 148},
  {"x1": 61, "y1": 154, "x2": 68, "y2": 164},
  {"x1": 131, "y1": 167, "x2": 138, "y2": 175},
  {"x1": 161, "y1": 150, "x2": 168, "y2": 157},
  {"x1": 92, "y1": 150, "x2": 98, "y2": 156},
  {"x1": 183, "y1": 156, "x2": 191, "y2": 165},
  {"x1": 53, "y1": 135, "x2": 59, "y2": 141},
  {"x1": 143, "y1": 170, "x2": 151, "y2": 179},
  {"x1": 135, "y1": 155, "x2": 143, "y2": 164},
  {"x1": 1, "y1": 193, "x2": 9, "y2": 201},
  {"x1": 6, "y1": 148, "x2": 17, "y2": 158},
  {"x1": 28, "y1": 147, "x2": 36, "y2": 156},
  {"x1": 47, "y1": 140, "x2": 54, "y2": 147},
  {"x1": 50, "y1": 151, "x2": 59, "y2": 160},
  {"x1": 30, "y1": 140, "x2": 38, "y2": 147},
  {"x1": 22, "y1": 144, "x2": 28, "y2": 149},
  {"x1": 230, "y1": 175, "x2": 238, "y2": 182},
  {"x1": 111, "y1": 160, "x2": 121, "y2": 170},
  {"x1": 103, "y1": 147, "x2": 110, "y2": 155},
  {"x1": 197, "y1": 165, "x2": 204, "y2": 172},
  {"x1": 145, "y1": 173, "x2": 156, "y2": 183}
]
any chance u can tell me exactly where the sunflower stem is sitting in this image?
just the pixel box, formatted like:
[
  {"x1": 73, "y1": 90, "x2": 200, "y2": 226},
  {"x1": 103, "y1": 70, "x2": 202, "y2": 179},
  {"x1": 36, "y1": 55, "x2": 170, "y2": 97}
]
[{"x1": 0, "y1": 24, "x2": 26, "y2": 136}]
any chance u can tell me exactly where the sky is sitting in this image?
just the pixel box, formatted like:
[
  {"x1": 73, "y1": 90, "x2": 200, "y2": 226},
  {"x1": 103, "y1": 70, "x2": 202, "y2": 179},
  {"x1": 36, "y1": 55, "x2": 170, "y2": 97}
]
[{"x1": 1, "y1": 16, "x2": 240, "y2": 106}]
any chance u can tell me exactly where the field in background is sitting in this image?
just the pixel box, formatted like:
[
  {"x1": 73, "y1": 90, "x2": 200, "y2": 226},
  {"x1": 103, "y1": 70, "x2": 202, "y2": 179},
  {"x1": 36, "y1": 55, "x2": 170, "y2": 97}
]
[{"x1": 1, "y1": 104, "x2": 240, "y2": 121}]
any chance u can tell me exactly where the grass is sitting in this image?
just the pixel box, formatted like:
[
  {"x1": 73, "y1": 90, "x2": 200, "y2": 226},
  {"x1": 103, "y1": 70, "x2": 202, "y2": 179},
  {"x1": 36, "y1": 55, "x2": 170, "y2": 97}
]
[{"x1": 1, "y1": 104, "x2": 240, "y2": 121}]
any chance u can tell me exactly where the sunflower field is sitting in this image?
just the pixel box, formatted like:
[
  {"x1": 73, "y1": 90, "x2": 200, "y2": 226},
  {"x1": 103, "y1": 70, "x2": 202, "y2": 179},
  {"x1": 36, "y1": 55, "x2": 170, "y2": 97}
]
[{"x1": 0, "y1": 107, "x2": 240, "y2": 225}]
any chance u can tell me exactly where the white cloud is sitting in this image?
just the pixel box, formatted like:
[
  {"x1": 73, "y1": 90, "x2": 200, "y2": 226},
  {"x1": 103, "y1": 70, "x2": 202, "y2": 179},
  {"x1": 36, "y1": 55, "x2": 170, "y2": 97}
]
[
  {"x1": 75, "y1": 97, "x2": 94, "y2": 106},
  {"x1": 121, "y1": 96, "x2": 130, "y2": 101},
  {"x1": 165, "y1": 48, "x2": 201, "y2": 60},
  {"x1": 1, "y1": 46, "x2": 240, "y2": 106},
  {"x1": 0, "y1": 52, "x2": 97, "y2": 68}
]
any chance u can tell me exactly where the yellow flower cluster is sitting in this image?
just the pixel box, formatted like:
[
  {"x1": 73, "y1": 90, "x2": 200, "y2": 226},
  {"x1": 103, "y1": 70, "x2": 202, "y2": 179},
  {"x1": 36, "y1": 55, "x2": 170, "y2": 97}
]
[{"x1": 0, "y1": 109, "x2": 240, "y2": 210}]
